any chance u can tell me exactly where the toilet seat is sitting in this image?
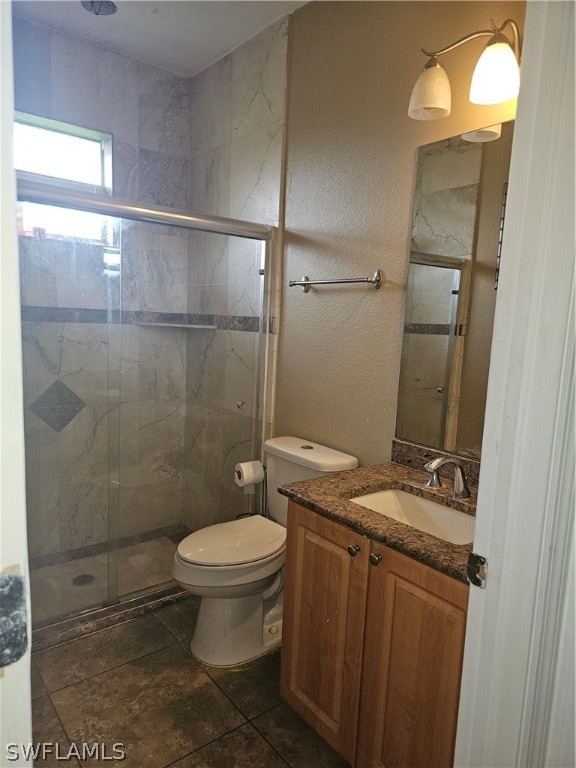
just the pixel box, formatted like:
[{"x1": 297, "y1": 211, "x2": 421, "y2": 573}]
[{"x1": 177, "y1": 515, "x2": 286, "y2": 568}]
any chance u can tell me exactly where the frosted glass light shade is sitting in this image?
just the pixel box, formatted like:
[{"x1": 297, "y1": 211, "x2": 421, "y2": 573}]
[
  {"x1": 408, "y1": 60, "x2": 451, "y2": 120},
  {"x1": 470, "y1": 41, "x2": 520, "y2": 105}
]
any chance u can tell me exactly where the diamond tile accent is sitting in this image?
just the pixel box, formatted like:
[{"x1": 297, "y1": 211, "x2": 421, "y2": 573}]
[{"x1": 29, "y1": 381, "x2": 86, "y2": 433}]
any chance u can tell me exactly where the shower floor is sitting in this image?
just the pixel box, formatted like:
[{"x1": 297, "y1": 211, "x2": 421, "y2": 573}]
[{"x1": 29, "y1": 526, "x2": 190, "y2": 626}]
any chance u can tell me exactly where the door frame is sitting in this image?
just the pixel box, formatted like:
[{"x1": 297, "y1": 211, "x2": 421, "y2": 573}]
[{"x1": 454, "y1": 2, "x2": 575, "y2": 766}]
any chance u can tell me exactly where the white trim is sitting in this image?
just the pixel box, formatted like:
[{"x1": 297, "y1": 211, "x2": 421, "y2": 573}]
[
  {"x1": 0, "y1": 0, "x2": 33, "y2": 761},
  {"x1": 454, "y1": 2, "x2": 575, "y2": 767}
]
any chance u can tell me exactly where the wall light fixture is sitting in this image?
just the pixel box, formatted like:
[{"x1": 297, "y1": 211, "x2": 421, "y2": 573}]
[{"x1": 408, "y1": 18, "x2": 521, "y2": 121}]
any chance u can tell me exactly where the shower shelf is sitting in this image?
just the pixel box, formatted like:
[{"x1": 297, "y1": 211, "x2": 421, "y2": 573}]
[{"x1": 133, "y1": 322, "x2": 217, "y2": 330}]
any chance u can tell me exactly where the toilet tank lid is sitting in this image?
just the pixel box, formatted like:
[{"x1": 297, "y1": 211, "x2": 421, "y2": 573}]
[{"x1": 264, "y1": 436, "x2": 358, "y2": 472}]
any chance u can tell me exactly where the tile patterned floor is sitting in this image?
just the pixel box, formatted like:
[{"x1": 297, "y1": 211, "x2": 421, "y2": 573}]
[{"x1": 31, "y1": 597, "x2": 350, "y2": 768}]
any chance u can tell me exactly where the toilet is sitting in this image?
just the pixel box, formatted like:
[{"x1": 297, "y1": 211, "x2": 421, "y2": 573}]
[{"x1": 172, "y1": 436, "x2": 358, "y2": 666}]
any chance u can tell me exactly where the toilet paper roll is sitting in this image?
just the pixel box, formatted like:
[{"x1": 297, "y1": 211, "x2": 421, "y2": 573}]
[{"x1": 234, "y1": 460, "x2": 265, "y2": 488}]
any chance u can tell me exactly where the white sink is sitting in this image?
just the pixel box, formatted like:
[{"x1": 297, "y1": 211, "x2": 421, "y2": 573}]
[{"x1": 350, "y1": 489, "x2": 474, "y2": 545}]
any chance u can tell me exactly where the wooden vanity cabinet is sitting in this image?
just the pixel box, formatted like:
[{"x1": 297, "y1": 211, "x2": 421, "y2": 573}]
[
  {"x1": 281, "y1": 501, "x2": 469, "y2": 768},
  {"x1": 280, "y1": 500, "x2": 369, "y2": 764}
]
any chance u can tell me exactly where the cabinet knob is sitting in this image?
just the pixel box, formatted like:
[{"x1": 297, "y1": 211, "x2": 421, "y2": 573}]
[
  {"x1": 347, "y1": 544, "x2": 360, "y2": 557},
  {"x1": 369, "y1": 553, "x2": 382, "y2": 566}
]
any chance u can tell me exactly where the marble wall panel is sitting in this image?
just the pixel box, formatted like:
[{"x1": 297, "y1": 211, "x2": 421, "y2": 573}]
[
  {"x1": 57, "y1": 323, "x2": 110, "y2": 405},
  {"x1": 50, "y1": 29, "x2": 139, "y2": 145},
  {"x1": 137, "y1": 148, "x2": 189, "y2": 210},
  {"x1": 58, "y1": 404, "x2": 111, "y2": 488},
  {"x1": 137, "y1": 400, "x2": 186, "y2": 480},
  {"x1": 12, "y1": 17, "x2": 52, "y2": 116},
  {"x1": 183, "y1": 404, "x2": 223, "y2": 479},
  {"x1": 186, "y1": 331, "x2": 226, "y2": 408},
  {"x1": 229, "y1": 120, "x2": 284, "y2": 225},
  {"x1": 189, "y1": 55, "x2": 232, "y2": 155},
  {"x1": 413, "y1": 184, "x2": 479, "y2": 260},
  {"x1": 218, "y1": 410, "x2": 255, "y2": 523},
  {"x1": 23, "y1": 416, "x2": 61, "y2": 558},
  {"x1": 138, "y1": 63, "x2": 192, "y2": 158},
  {"x1": 59, "y1": 482, "x2": 109, "y2": 551},
  {"x1": 108, "y1": 324, "x2": 140, "y2": 403},
  {"x1": 20, "y1": 321, "x2": 61, "y2": 408},
  {"x1": 120, "y1": 228, "x2": 188, "y2": 312},
  {"x1": 224, "y1": 331, "x2": 258, "y2": 415},
  {"x1": 227, "y1": 237, "x2": 263, "y2": 317},
  {"x1": 182, "y1": 404, "x2": 223, "y2": 532},
  {"x1": 420, "y1": 141, "x2": 482, "y2": 196},
  {"x1": 117, "y1": 486, "x2": 140, "y2": 538},
  {"x1": 182, "y1": 475, "x2": 220, "y2": 532},
  {"x1": 188, "y1": 144, "x2": 231, "y2": 217},
  {"x1": 138, "y1": 327, "x2": 187, "y2": 401},
  {"x1": 232, "y1": 18, "x2": 288, "y2": 141},
  {"x1": 56, "y1": 242, "x2": 109, "y2": 310},
  {"x1": 18, "y1": 237, "x2": 58, "y2": 308},
  {"x1": 187, "y1": 230, "x2": 229, "y2": 316},
  {"x1": 136, "y1": 479, "x2": 183, "y2": 532},
  {"x1": 26, "y1": 484, "x2": 61, "y2": 560},
  {"x1": 112, "y1": 141, "x2": 140, "y2": 201},
  {"x1": 412, "y1": 140, "x2": 482, "y2": 261}
]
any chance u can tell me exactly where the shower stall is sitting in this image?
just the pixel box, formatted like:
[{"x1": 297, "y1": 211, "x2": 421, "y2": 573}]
[{"x1": 17, "y1": 179, "x2": 275, "y2": 627}]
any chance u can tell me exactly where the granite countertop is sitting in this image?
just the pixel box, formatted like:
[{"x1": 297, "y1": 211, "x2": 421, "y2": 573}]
[{"x1": 278, "y1": 462, "x2": 477, "y2": 584}]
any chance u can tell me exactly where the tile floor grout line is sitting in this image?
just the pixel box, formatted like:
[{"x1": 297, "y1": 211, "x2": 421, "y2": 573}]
[
  {"x1": 37, "y1": 636, "x2": 179, "y2": 695},
  {"x1": 249, "y1": 710, "x2": 295, "y2": 768},
  {"x1": 150, "y1": 607, "x2": 197, "y2": 647},
  {"x1": 160, "y1": 721, "x2": 250, "y2": 767},
  {"x1": 45, "y1": 689, "x2": 83, "y2": 768},
  {"x1": 159, "y1": 720, "x2": 292, "y2": 768}
]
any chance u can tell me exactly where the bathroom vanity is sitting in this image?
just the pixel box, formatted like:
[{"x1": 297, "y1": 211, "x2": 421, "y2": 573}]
[{"x1": 278, "y1": 461, "x2": 474, "y2": 767}]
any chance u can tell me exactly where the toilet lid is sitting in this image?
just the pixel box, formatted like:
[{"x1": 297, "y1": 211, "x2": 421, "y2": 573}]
[{"x1": 177, "y1": 516, "x2": 286, "y2": 566}]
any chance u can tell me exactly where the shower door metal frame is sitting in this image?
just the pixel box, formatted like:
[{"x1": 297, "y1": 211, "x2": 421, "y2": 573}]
[{"x1": 17, "y1": 179, "x2": 273, "y2": 240}]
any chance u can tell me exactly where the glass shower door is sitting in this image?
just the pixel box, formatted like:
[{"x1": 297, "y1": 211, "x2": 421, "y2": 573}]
[
  {"x1": 19, "y1": 195, "x2": 269, "y2": 624},
  {"x1": 18, "y1": 200, "x2": 122, "y2": 625},
  {"x1": 114, "y1": 223, "x2": 265, "y2": 597}
]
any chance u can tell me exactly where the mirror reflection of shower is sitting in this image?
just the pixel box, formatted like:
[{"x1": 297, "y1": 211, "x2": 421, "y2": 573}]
[
  {"x1": 397, "y1": 258, "x2": 462, "y2": 450},
  {"x1": 396, "y1": 122, "x2": 514, "y2": 456}
]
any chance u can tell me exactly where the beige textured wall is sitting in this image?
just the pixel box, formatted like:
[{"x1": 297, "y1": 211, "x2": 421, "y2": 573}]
[{"x1": 276, "y1": 1, "x2": 525, "y2": 466}]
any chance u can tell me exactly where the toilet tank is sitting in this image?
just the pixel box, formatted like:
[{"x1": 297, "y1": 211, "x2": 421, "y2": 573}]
[{"x1": 264, "y1": 436, "x2": 358, "y2": 526}]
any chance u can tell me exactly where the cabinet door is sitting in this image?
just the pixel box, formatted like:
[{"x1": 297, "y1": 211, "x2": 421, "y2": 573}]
[
  {"x1": 357, "y1": 544, "x2": 469, "y2": 768},
  {"x1": 281, "y1": 501, "x2": 369, "y2": 764}
]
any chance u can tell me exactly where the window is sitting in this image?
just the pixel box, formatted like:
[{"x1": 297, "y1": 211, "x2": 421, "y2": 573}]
[
  {"x1": 14, "y1": 112, "x2": 112, "y2": 193},
  {"x1": 14, "y1": 113, "x2": 114, "y2": 244}
]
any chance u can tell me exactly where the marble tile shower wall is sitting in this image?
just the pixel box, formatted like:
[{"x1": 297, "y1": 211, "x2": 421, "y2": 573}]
[
  {"x1": 14, "y1": 17, "x2": 287, "y2": 556},
  {"x1": 184, "y1": 19, "x2": 287, "y2": 529}
]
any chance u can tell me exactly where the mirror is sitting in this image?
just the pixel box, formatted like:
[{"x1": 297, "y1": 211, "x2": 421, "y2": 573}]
[{"x1": 396, "y1": 122, "x2": 514, "y2": 457}]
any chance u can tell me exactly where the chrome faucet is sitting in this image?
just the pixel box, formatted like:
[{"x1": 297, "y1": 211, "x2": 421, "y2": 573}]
[{"x1": 424, "y1": 457, "x2": 471, "y2": 498}]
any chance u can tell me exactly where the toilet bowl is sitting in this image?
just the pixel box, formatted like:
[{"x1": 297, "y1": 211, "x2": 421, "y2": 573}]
[{"x1": 173, "y1": 436, "x2": 357, "y2": 667}]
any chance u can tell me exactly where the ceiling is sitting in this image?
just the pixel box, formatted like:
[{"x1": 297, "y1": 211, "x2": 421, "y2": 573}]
[{"x1": 12, "y1": 0, "x2": 308, "y2": 77}]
